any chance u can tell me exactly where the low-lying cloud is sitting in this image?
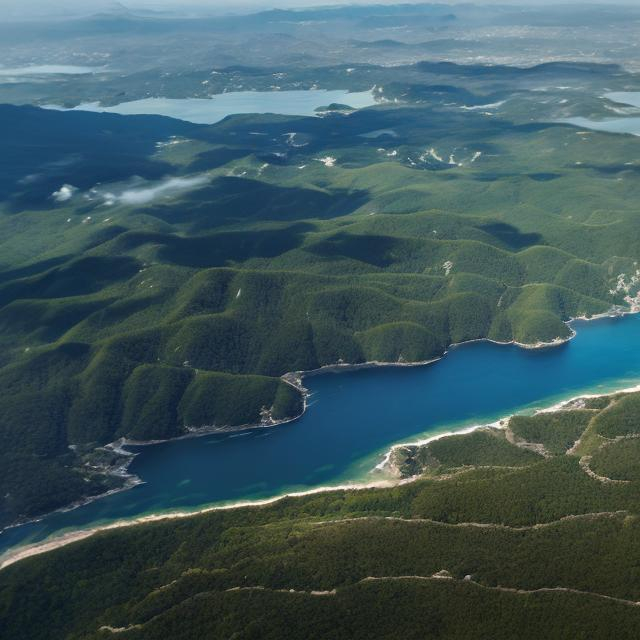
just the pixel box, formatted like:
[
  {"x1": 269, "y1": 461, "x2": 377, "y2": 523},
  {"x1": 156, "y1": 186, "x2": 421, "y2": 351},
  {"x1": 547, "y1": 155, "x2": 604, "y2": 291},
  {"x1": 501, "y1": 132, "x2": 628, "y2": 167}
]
[
  {"x1": 51, "y1": 184, "x2": 78, "y2": 202},
  {"x1": 86, "y1": 175, "x2": 210, "y2": 207},
  {"x1": 115, "y1": 176, "x2": 209, "y2": 206},
  {"x1": 49, "y1": 175, "x2": 210, "y2": 208}
]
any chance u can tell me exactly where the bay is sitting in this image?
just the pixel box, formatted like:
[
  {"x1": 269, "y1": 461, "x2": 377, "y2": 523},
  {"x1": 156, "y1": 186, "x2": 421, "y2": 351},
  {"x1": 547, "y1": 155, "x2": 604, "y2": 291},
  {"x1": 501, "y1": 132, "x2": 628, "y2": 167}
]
[{"x1": 2, "y1": 313, "x2": 640, "y2": 557}]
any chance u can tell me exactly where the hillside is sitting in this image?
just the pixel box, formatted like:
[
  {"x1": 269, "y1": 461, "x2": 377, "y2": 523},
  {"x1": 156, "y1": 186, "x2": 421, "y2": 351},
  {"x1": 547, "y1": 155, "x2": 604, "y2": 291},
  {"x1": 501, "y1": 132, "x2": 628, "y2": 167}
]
[
  {"x1": 3, "y1": 388, "x2": 640, "y2": 638},
  {"x1": 2, "y1": 61, "x2": 640, "y2": 526}
]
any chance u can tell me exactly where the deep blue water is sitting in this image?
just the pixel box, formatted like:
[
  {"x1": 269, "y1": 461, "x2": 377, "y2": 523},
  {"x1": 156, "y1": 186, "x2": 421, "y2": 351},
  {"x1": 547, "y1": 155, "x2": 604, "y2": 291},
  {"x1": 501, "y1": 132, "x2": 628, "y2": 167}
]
[{"x1": 2, "y1": 314, "x2": 640, "y2": 556}]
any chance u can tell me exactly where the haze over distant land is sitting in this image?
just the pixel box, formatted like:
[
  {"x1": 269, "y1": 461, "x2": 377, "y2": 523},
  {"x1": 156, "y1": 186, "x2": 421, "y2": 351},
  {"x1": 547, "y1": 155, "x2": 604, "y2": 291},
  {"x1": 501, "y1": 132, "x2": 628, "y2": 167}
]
[
  {"x1": 5, "y1": 0, "x2": 640, "y2": 637},
  {"x1": 2, "y1": 0, "x2": 638, "y2": 20}
]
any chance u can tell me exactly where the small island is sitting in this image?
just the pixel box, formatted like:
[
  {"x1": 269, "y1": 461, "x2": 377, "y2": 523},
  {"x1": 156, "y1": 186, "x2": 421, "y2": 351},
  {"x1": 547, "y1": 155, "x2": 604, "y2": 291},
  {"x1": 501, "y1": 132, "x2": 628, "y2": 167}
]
[{"x1": 315, "y1": 103, "x2": 355, "y2": 113}]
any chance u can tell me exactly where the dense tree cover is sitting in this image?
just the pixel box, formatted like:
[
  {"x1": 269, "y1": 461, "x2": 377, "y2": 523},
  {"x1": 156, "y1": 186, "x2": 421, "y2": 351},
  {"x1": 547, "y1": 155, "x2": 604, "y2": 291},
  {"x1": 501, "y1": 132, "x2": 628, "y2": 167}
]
[
  {"x1": 1, "y1": 60, "x2": 640, "y2": 524},
  {"x1": 509, "y1": 411, "x2": 593, "y2": 455},
  {"x1": 3, "y1": 393, "x2": 640, "y2": 638},
  {"x1": 592, "y1": 394, "x2": 640, "y2": 438},
  {"x1": 391, "y1": 429, "x2": 542, "y2": 477},
  {"x1": 590, "y1": 437, "x2": 640, "y2": 481}
]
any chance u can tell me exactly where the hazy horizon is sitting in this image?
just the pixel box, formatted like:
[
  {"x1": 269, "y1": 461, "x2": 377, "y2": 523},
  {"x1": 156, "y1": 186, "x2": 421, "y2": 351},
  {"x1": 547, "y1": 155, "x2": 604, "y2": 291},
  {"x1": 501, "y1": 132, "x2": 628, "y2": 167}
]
[{"x1": 3, "y1": 0, "x2": 640, "y2": 20}]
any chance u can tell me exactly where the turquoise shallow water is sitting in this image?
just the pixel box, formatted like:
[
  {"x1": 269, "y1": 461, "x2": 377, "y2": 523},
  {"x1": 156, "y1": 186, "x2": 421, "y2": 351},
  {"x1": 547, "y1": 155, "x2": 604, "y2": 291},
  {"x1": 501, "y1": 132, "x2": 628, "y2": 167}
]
[{"x1": 2, "y1": 314, "x2": 640, "y2": 555}]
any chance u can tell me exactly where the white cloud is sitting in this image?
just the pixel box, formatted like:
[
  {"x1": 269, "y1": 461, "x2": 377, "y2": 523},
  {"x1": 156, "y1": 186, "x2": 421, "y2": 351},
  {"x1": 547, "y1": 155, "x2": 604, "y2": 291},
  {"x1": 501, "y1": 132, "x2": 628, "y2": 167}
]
[
  {"x1": 86, "y1": 175, "x2": 210, "y2": 207},
  {"x1": 51, "y1": 184, "x2": 78, "y2": 202}
]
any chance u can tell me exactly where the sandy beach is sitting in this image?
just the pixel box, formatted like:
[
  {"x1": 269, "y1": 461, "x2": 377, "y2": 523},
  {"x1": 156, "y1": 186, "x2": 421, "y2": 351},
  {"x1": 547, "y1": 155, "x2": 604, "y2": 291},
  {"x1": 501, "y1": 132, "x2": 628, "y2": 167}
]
[
  {"x1": 4, "y1": 373, "x2": 640, "y2": 572},
  {"x1": 0, "y1": 478, "x2": 402, "y2": 571},
  {"x1": 2, "y1": 306, "x2": 639, "y2": 572}
]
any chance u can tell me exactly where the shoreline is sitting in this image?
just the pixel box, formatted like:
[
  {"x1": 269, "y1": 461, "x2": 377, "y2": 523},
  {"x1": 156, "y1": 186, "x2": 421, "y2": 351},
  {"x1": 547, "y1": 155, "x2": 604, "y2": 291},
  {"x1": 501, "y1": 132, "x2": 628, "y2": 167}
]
[
  {"x1": 0, "y1": 306, "x2": 637, "y2": 567},
  {"x1": 3, "y1": 378, "x2": 640, "y2": 572},
  {"x1": 379, "y1": 381, "x2": 640, "y2": 470},
  {"x1": 0, "y1": 478, "x2": 403, "y2": 571},
  {"x1": 0, "y1": 374, "x2": 315, "y2": 536}
]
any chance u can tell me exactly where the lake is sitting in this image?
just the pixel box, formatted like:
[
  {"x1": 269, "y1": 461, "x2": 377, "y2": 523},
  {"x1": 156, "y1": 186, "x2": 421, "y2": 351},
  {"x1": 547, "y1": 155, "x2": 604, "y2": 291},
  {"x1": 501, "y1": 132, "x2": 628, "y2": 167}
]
[
  {"x1": 606, "y1": 92, "x2": 640, "y2": 108},
  {"x1": 562, "y1": 91, "x2": 640, "y2": 135},
  {"x1": 2, "y1": 313, "x2": 640, "y2": 557},
  {"x1": 46, "y1": 89, "x2": 378, "y2": 124}
]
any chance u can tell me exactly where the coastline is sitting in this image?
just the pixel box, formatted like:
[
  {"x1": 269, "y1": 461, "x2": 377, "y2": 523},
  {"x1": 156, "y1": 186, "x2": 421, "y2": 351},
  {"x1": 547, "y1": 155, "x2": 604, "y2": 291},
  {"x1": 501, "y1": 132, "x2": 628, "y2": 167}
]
[
  {"x1": 63, "y1": 307, "x2": 640, "y2": 454},
  {"x1": 4, "y1": 378, "x2": 640, "y2": 572},
  {"x1": 1, "y1": 306, "x2": 637, "y2": 568},
  {"x1": 0, "y1": 373, "x2": 316, "y2": 535},
  {"x1": 0, "y1": 478, "x2": 404, "y2": 571},
  {"x1": 379, "y1": 381, "x2": 640, "y2": 473},
  {"x1": 0, "y1": 444, "x2": 144, "y2": 536}
]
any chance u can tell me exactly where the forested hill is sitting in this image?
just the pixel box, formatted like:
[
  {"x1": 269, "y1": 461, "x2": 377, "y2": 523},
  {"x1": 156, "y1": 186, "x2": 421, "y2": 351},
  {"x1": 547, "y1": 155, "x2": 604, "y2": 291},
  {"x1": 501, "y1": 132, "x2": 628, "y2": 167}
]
[
  {"x1": 2, "y1": 60, "x2": 640, "y2": 526},
  {"x1": 4, "y1": 389, "x2": 640, "y2": 638}
]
